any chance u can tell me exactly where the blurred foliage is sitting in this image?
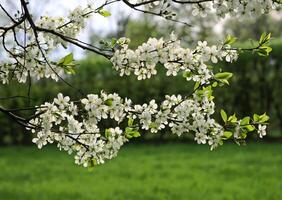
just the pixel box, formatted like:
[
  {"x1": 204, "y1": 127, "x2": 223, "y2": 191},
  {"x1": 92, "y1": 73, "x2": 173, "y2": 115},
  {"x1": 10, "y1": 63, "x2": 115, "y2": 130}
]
[
  {"x1": 224, "y1": 14, "x2": 282, "y2": 40},
  {"x1": 215, "y1": 39, "x2": 282, "y2": 131},
  {"x1": 125, "y1": 18, "x2": 159, "y2": 48}
]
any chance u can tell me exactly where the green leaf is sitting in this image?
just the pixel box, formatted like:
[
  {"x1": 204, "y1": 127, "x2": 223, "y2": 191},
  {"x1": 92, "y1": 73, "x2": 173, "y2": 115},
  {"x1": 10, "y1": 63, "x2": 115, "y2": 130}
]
[
  {"x1": 149, "y1": 122, "x2": 158, "y2": 129},
  {"x1": 87, "y1": 158, "x2": 98, "y2": 171},
  {"x1": 240, "y1": 117, "x2": 250, "y2": 126},
  {"x1": 183, "y1": 71, "x2": 192, "y2": 79},
  {"x1": 228, "y1": 114, "x2": 237, "y2": 123},
  {"x1": 220, "y1": 109, "x2": 227, "y2": 123},
  {"x1": 224, "y1": 35, "x2": 237, "y2": 45},
  {"x1": 128, "y1": 118, "x2": 134, "y2": 126},
  {"x1": 259, "y1": 32, "x2": 267, "y2": 44},
  {"x1": 132, "y1": 131, "x2": 140, "y2": 137},
  {"x1": 104, "y1": 98, "x2": 113, "y2": 106},
  {"x1": 221, "y1": 79, "x2": 230, "y2": 85},
  {"x1": 57, "y1": 53, "x2": 77, "y2": 74},
  {"x1": 253, "y1": 114, "x2": 260, "y2": 122},
  {"x1": 259, "y1": 113, "x2": 269, "y2": 123},
  {"x1": 125, "y1": 127, "x2": 140, "y2": 139},
  {"x1": 111, "y1": 38, "x2": 117, "y2": 47},
  {"x1": 64, "y1": 53, "x2": 73, "y2": 64},
  {"x1": 212, "y1": 82, "x2": 218, "y2": 87},
  {"x1": 259, "y1": 32, "x2": 271, "y2": 45},
  {"x1": 194, "y1": 82, "x2": 201, "y2": 90},
  {"x1": 257, "y1": 33, "x2": 272, "y2": 57},
  {"x1": 98, "y1": 9, "x2": 111, "y2": 17},
  {"x1": 105, "y1": 129, "x2": 111, "y2": 138},
  {"x1": 256, "y1": 46, "x2": 272, "y2": 57},
  {"x1": 64, "y1": 67, "x2": 76, "y2": 75},
  {"x1": 245, "y1": 125, "x2": 255, "y2": 132},
  {"x1": 223, "y1": 131, "x2": 233, "y2": 139},
  {"x1": 117, "y1": 37, "x2": 129, "y2": 45},
  {"x1": 57, "y1": 53, "x2": 74, "y2": 66},
  {"x1": 241, "y1": 132, "x2": 247, "y2": 139},
  {"x1": 214, "y1": 72, "x2": 233, "y2": 85},
  {"x1": 215, "y1": 72, "x2": 233, "y2": 80}
]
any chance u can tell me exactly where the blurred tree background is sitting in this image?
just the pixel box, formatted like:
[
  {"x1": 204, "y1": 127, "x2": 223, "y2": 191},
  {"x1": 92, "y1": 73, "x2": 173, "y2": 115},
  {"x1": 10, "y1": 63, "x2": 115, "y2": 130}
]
[{"x1": 0, "y1": 12, "x2": 282, "y2": 145}]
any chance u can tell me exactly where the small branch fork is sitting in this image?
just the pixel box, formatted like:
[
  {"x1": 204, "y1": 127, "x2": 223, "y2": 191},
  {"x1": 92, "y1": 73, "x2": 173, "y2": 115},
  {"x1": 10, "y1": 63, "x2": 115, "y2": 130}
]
[
  {"x1": 0, "y1": 0, "x2": 115, "y2": 95},
  {"x1": 0, "y1": 105, "x2": 40, "y2": 129},
  {"x1": 0, "y1": 0, "x2": 119, "y2": 120}
]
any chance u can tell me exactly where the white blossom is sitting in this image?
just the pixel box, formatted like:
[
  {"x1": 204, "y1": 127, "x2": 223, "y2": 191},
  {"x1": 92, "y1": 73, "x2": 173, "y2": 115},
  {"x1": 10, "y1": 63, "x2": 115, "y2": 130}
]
[
  {"x1": 111, "y1": 35, "x2": 239, "y2": 85},
  {"x1": 258, "y1": 124, "x2": 267, "y2": 138}
]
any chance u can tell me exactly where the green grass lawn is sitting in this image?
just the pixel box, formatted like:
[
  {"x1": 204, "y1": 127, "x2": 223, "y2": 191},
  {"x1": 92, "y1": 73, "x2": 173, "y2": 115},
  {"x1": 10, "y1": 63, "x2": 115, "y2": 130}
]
[{"x1": 0, "y1": 142, "x2": 281, "y2": 200}]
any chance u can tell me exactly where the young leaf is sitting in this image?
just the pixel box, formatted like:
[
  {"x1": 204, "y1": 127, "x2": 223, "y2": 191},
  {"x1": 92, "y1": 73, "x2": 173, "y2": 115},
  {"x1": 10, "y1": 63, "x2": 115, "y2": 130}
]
[
  {"x1": 245, "y1": 125, "x2": 255, "y2": 132},
  {"x1": 125, "y1": 127, "x2": 141, "y2": 139},
  {"x1": 132, "y1": 131, "x2": 141, "y2": 137},
  {"x1": 212, "y1": 82, "x2": 218, "y2": 88},
  {"x1": 224, "y1": 35, "x2": 237, "y2": 45},
  {"x1": 111, "y1": 38, "x2": 117, "y2": 48},
  {"x1": 220, "y1": 109, "x2": 227, "y2": 123},
  {"x1": 228, "y1": 114, "x2": 237, "y2": 123},
  {"x1": 253, "y1": 114, "x2": 260, "y2": 122},
  {"x1": 194, "y1": 82, "x2": 201, "y2": 90},
  {"x1": 104, "y1": 98, "x2": 113, "y2": 106},
  {"x1": 128, "y1": 118, "x2": 134, "y2": 126},
  {"x1": 215, "y1": 72, "x2": 233, "y2": 80},
  {"x1": 105, "y1": 129, "x2": 111, "y2": 138},
  {"x1": 57, "y1": 53, "x2": 74, "y2": 66},
  {"x1": 223, "y1": 131, "x2": 233, "y2": 139},
  {"x1": 240, "y1": 117, "x2": 250, "y2": 126},
  {"x1": 98, "y1": 9, "x2": 111, "y2": 17},
  {"x1": 259, "y1": 113, "x2": 270, "y2": 123},
  {"x1": 256, "y1": 46, "x2": 272, "y2": 57},
  {"x1": 259, "y1": 32, "x2": 267, "y2": 44},
  {"x1": 259, "y1": 32, "x2": 271, "y2": 45},
  {"x1": 183, "y1": 71, "x2": 192, "y2": 78}
]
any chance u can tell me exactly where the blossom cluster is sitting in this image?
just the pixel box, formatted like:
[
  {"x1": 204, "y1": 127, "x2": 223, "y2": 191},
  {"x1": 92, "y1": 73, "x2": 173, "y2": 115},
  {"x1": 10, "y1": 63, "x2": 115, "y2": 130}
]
[
  {"x1": 191, "y1": 0, "x2": 281, "y2": 18},
  {"x1": 28, "y1": 90, "x2": 267, "y2": 167},
  {"x1": 132, "y1": 0, "x2": 281, "y2": 19},
  {"x1": 111, "y1": 33, "x2": 238, "y2": 84},
  {"x1": 29, "y1": 92, "x2": 130, "y2": 167},
  {"x1": 0, "y1": 5, "x2": 93, "y2": 84}
]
